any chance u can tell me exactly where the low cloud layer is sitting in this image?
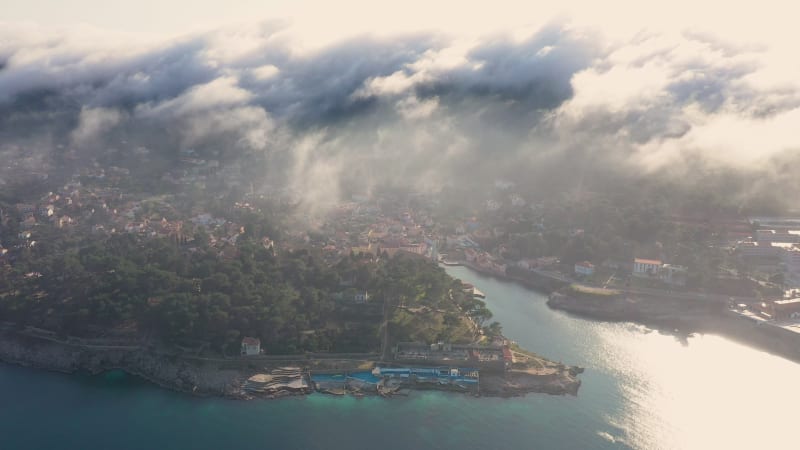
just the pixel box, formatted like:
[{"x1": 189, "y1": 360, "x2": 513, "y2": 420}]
[{"x1": 1, "y1": 20, "x2": 798, "y2": 213}]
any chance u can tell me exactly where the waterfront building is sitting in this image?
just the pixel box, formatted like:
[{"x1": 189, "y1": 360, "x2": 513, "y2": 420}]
[{"x1": 773, "y1": 299, "x2": 800, "y2": 321}]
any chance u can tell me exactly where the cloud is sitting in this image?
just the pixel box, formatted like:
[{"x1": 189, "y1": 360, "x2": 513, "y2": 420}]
[
  {"x1": 0, "y1": 19, "x2": 798, "y2": 213},
  {"x1": 70, "y1": 106, "x2": 124, "y2": 148}
]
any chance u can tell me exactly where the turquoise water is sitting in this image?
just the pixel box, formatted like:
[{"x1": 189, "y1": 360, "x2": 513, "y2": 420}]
[{"x1": 2, "y1": 265, "x2": 800, "y2": 449}]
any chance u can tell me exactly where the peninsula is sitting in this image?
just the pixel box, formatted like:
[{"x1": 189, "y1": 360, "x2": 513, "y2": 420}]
[{"x1": 0, "y1": 189, "x2": 581, "y2": 399}]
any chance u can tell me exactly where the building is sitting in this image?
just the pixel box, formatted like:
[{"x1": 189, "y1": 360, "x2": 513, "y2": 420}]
[
  {"x1": 241, "y1": 337, "x2": 261, "y2": 355},
  {"x1": 660, "y1": 264, "x2": 688, "y2": 286},
  {"x1": 633, "y1": 258, "x2": 662, "y2": 277},
  {"x1": 737, "y1": 241, "x2": 781, "y2": 259},
  {"x1": 394, "y1": 342, "x2": 507, "y2": 371},
  {"x1": 755, "y1": 229, "x2": 800, "y2": 244},
  {"x1": 774, "y1": 299, "x2": 800, "y2": 321},
  {"x1": 755, "y1": 299, "x2": 800, "y2": 321},
  {"x1": 38, "y1": 205, "x2": 54, "y2": 218},
  {"x1": 574, "y1": 261, "x2": 595, "y2": 277}
]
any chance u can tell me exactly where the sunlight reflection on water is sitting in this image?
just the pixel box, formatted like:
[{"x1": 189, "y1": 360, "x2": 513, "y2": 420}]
[
  {"x1": 596, "y1": 327, "x2": 799, "y2": 449},
  {"x1": 446, "y1": 265, "x2": 800, "y2": 450}
]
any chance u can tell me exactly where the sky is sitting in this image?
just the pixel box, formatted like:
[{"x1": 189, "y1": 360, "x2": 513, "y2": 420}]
[{"x1": 1, "y1": 1, "x2": 799, "y2": 211}]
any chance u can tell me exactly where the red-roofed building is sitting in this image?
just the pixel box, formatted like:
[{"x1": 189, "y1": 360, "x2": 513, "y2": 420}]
[{"x1": 633, "y1": 258, "x2": 662, "y2": 277}]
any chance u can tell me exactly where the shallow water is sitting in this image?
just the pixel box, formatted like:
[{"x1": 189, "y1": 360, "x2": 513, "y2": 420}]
[{"x1": 1, "y1": 265, "x2": 798, "y2": 449}]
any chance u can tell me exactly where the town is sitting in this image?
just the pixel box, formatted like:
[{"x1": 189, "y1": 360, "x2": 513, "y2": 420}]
[{"x1": 3, "y1": 148, "x2": 800, "y2": 348}]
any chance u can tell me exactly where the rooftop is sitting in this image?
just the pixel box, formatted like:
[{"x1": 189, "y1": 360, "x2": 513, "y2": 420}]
[
  {"x1": 242, "y1": 336, "x2": 260, "y2": 346},
  {"x1": 774, "y1": 298, "x2": 800, "y2": 306},
  {"x1": 634, "y1": 258, "x2": 662, "y2": 265}
]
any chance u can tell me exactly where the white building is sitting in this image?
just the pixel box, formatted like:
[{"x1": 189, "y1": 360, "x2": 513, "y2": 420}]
[
  {"x1": 633, "y1": 258, "x2": 662, "y2": 277},
  {"x1": 241, "y1": 337, "x2": 261, "y2": 355}
]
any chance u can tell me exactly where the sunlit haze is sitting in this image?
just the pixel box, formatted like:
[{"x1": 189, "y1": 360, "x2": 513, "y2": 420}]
[{"x1": 2, "y1": 3, "x2": 800, "y2": 450}]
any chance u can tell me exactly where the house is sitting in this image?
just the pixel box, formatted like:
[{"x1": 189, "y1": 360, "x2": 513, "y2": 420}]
[
  {"x1": 633, "y1": 258, "x2": 662, "y2": 277},
  {"x1": 38, "y1": 205, "x2": 54, "y2": 218},
  {"x1": 241, "y1": 337, "x2": 261, "y2": 355},
  {"x1": 574, "y1": 261, "x2": 595, "y2": 276},
  {"x1": 56, "y1": 216, "x2": 73, "y2": 228}
]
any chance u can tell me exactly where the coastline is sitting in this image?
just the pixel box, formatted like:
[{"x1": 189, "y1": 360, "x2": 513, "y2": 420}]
[
  {"x1": 0, "y1": 331, "x2": 246, "y2": 397},
  {"x1": 0, "y1": 330, "x2": 581, "y2": 400},
  {"x1": 449, "y1": 261, "x2": 800, "y2": 364}
]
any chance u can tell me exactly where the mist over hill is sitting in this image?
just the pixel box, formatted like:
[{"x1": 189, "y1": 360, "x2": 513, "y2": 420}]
[{"x1": 1, "y1": 21, "x2": 798, "y2": 215}]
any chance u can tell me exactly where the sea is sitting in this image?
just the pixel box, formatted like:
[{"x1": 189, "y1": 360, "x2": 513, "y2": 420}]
[{"x1": 2, "y1": 265, "x2": 799, "y2": 450}]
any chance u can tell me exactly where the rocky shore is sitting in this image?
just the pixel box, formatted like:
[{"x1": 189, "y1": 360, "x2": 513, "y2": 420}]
[
  {"x1": 481, "y1": 367, "x2": 582, "y2": 397},
  {"x1": 0, "y1": 331, "x2": 246, "y2": 397},
  {"x1": 0, "y1": 330, "x2": 581, "y2": 399}
]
